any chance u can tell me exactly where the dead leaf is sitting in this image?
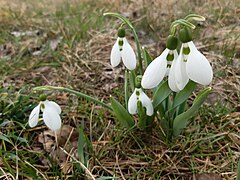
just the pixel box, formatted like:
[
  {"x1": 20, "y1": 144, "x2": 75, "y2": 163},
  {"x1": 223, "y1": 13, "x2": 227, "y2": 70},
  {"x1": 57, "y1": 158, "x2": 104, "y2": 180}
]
[
  {"x1": 195, "y1": 173, "x2": 222, "y2": 180},
  {"x1": 37, "y1": 125, "x2": 79, "y2": 174}
]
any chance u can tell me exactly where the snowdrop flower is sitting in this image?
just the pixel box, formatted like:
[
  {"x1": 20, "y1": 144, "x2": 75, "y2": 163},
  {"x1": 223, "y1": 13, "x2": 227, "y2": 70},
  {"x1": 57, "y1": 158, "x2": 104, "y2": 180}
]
[
  {"x1": 174, "y1": 27, "x2": 213, "y2": 91},
  {"x1": 29, "y1": 95, "x2": 62, "y2": 131},
  {"x1": 128, "y1": 88, "x2": 153, "y2": 116},
  {"x1": 141, "y1": 35, "x2": 178, "y2": 90},
  {"x1": 110, "y1": 28, "x2": 136, "y2": 70}
]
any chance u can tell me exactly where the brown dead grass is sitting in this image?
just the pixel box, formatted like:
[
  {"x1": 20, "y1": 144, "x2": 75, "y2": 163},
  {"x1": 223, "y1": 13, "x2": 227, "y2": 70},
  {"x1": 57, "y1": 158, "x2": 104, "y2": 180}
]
[{"x1": 0, "y1": 0, "x2": 239, "y2": 179}]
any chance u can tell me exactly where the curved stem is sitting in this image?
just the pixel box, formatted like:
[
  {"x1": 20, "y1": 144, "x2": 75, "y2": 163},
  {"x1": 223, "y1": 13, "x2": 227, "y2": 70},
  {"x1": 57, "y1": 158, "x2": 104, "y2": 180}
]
[
  {"x1": 184, "y1": 14, "x2": 205, "y2": 22},
  {"x1": 104, "y1": 12, "x2": 143, "y2": 75},
  {"x1": 33, "y1": 86, "x2": 112, "y2": 110},
  {"x1": 170, "y1": 19, "x2": 196, "y2": 35}
]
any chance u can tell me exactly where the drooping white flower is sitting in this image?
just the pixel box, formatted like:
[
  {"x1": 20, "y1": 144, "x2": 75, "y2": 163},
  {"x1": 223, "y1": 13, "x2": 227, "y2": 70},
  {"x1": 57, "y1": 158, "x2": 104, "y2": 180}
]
[
  {"x1": 174, "y1": 41, "x2": 213, "y2": 91},
  {"x1": 128, "y1": 88, "x2": 153, "y2": 116},
  {"x1": 168, "y1": 55, "x2": 181, "y2": 92},
  {"x1": 141, "y1": 35, "x2": 179, "y2": 90},
  {"x1": 29, "y1": 100, "x2": 62, "y2": 131},
  {"x1": 110, "y1": 37, "x2": 136, "y2": 70},
  {"x1": 141, "y1": 49, "x2": 178, "y2": 89}
]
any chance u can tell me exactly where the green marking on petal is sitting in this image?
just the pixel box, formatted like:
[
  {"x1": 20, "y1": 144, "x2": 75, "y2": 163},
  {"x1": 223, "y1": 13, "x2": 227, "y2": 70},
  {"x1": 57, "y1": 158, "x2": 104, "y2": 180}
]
[
  {"x1": 41, "y1": 103, "x2": 45, "y2": 110},
  {"x1": 118, "y1": 40, "x2": 123, "y2": 46},
  {"x1": 183, "y1": 47, "x2": 190, "y2": 55},
  {"x1": 136, "y1": 90, "x2": 140, "y2": 96},
  {"x1": 167, "y1": 53, "x2": 174, "y2": 61}
]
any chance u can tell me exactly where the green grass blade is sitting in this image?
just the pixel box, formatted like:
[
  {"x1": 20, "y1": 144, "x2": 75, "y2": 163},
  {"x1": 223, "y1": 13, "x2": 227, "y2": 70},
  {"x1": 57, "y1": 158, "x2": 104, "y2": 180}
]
[{"x1": 0, "y1": 134, "x2": 14, "y2": 145}]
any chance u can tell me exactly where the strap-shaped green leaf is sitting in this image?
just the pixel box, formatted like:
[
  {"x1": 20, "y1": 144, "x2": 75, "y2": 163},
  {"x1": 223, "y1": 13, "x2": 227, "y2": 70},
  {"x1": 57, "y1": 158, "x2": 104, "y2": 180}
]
[
  {"x1": 142, "y1": 47, "x2": 153, "y2": 66},
  {"x1": 153, "y1": 81, "x2": 172, "y2": 109},
  {"x1": 173, "y1": 87, "x2": 212, "y2": 137},
  {"x1": 110, "y1": 96, "x2": 135, "y2": 129},
  {"x1": 172, "y1": 81, "x2": 196, "y2": 109},
  {"x1": 137, "y1": 101, "x2": 147, "y2": 129}
]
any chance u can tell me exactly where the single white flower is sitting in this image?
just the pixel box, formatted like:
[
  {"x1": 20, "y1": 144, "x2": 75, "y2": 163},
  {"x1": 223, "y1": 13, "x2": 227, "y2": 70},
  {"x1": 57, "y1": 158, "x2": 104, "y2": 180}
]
[
  {"x1": 128, "y1": 88, "x2": 153, "y2": 116},
  {"x1": 110, "y1": 37, "x2": 136, "y2": 70},
  {"x1": 29, "y1": 100, "x2": 62, "y2": 131},
  {"x1": 141, "y1": 48, "x2": 178, "y2": 89},
  {"x1": 174, "y1": 41, "x2": 213, "y2": 91},
  {"x1": 168, "y1": 55, "x2": 181, "y2": 92}
]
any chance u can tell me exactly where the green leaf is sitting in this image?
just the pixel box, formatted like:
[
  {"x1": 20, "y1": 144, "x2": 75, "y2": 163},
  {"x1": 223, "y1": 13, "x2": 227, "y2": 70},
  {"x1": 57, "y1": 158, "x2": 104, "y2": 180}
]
[
  {"x1": 172, "y1": 81, "x2": 196, "y2": 109},
  {"x1": 78, "y1": 123, "x2": 87, "y2": 166},
  {"x1": 110, "y1": 96, "x2": 135, "y2": 129},
  {"x1": 173, "y1": 87, "x2": 212, "y2": 137},
  {"x1": 137, "y1": 101, "x2": 149, "y2": 129},
  {"x1": 142, "y1": 47, "x2": 153, "y2": 66},
  {"x1": 153, "y1": 81, "x2": 172, "y2": 109}
]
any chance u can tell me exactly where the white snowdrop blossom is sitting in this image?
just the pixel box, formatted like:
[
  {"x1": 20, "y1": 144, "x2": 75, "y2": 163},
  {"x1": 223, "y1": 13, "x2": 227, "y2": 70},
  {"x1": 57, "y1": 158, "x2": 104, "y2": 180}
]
[
  {"x1": 110, "y1": 37, "x2": 137, "y2": 70},
  {"x1": 128, "y1": 88, "x2": 153, "y2": 116},
  {"x1": 141, "y1": 48, "x2": 178, "y2": 90},
  {"x1": 29, "y1": 100, "x2": 62, "y2": 131},
  {"x1": 173, "y1": 41, "x2": 213, "y2": 91}
]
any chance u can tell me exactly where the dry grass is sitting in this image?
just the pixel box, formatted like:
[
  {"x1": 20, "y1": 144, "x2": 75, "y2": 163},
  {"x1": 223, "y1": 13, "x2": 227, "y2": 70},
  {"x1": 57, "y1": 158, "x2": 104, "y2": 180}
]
[{"x1": 0, "y1": 0, "x2": 239, "y2": 179}]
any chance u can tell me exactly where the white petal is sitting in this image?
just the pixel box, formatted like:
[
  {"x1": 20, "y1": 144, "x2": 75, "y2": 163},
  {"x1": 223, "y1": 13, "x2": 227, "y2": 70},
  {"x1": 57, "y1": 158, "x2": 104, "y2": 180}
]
[
  {"x1": 168, "y1": 51, "x2": 180, "y2": 92},
  {"x1": 128, "y1": 89, "x2": 138, "y2": 115},
  {"x1": 43, "y1": 104, "x2": 61, "y2": 131},
  {"x1": 110, "y1": 38, "x2": 121, "y2": 67},
  {"x1": 141, "y1": 49, "x2": 169, "y2": 89},
  {"x1": 139, "y1": 89, "x2": 153, "y2": 116},
  {"x1": 186, "y1": 41, "x2": 213, "y2": 85},
  {"x1": 29, "y1": 104, "x2": 40, "y2": 127},
  {"x1": 175, "y1": 46, "x2": 189, "y2": 90},
  {"x1": 48, "y1": 101, "x2": 61, "y2": 114},
  {"x1": 121, "y1": 38, "x2": 137, "y2": 70}
]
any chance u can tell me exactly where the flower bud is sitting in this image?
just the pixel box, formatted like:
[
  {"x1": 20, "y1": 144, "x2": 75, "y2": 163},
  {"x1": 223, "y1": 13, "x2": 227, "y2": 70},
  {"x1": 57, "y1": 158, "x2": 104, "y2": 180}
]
[
  {"x1": 117, "y1": 28, "x2": 126, "y2": 38},
  {"x1": 166, "y1": 35, "x2": 178, "y2": 50},
  {"x1": 179, "y1": 27, "x2": 192, "y2": 43}
]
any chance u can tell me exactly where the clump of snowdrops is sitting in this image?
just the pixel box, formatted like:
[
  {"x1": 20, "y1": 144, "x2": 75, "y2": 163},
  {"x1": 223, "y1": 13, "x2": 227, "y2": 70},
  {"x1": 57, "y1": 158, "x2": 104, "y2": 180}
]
[{"x1": 30, "y1": 13, "x2": 213, "y2": 142}]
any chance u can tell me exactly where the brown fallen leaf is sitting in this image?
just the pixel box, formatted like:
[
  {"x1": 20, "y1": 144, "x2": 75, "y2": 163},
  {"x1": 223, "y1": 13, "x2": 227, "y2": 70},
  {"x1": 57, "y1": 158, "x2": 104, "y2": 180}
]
[
  {"x1": 37, "y1": 125, "x2": 79, "y2": 174},
  {"x1": 195, "y1": 173, "x2": 222, "y2": 180}
]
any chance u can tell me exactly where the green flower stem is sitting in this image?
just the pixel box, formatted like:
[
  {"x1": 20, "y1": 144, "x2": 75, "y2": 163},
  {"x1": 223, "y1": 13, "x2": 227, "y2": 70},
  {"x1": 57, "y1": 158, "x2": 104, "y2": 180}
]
[
  {"x1": 170, "y1": 19, "x2": 196, "y2": 35},
  {"x1": 124, "y1": 70, "x2": 129, "y2": 110},
  {"x1": 130, "y1": 70, "x2": 136, "y2": 91},
  {"x1": 184, "y1": 14, "x2": 205, "y2": 22},
  {"x1": 103, "y1": 12, "x2": 143, "y2": 75},
  {"x1": 33, "y1": 86, "x2": 112, "y2": 110}
]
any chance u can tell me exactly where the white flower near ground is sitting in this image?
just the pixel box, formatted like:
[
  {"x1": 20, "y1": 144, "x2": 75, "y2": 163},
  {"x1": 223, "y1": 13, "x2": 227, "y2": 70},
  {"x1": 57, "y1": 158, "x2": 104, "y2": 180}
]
[
  {"x1": 141, "y1": 48, "x2": 178, "y2": 90},
  {"x1": 29, "y1": 100, "x2": 62, "y2": 131},
  {"x1": 128, "y1": 88, "x2": 153, "y2": 116},
  {"x1": 174, "y1": 41, "x2": 213, "y2": 91},
  {"x1": 110, "y1": 37, "x2": 136, "y2": 70}
]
